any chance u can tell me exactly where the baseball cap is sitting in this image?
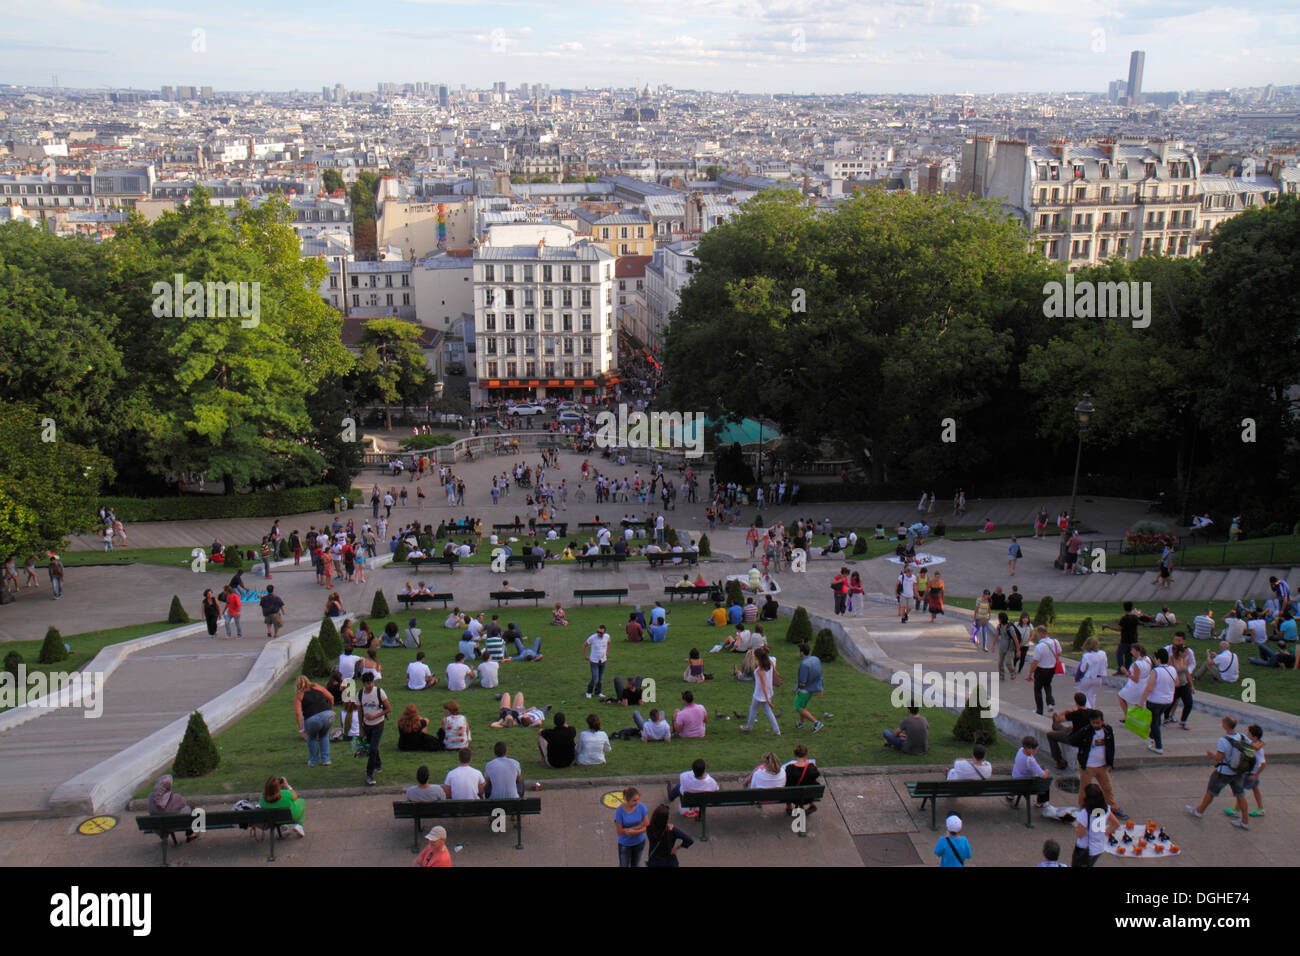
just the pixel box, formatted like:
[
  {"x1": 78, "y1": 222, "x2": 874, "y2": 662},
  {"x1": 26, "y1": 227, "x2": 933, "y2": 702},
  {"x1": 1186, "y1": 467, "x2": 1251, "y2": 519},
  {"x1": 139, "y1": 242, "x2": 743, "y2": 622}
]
[
  {"x1": 424, "y1": 826, "x2": 447, "y2": 842},
  {"x1": 945, "y1": 814, "x2": 963, "y2": 833}
]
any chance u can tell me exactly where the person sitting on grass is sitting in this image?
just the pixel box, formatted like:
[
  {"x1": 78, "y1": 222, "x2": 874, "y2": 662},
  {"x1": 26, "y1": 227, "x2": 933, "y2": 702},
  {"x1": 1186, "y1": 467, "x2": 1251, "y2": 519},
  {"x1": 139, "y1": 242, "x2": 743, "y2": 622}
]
[
  {"x1": 883, "y1": 706, "x2": 930, "y2": 755},
  {"x1": 641, "y1": 708, "x2": 672, "y2": 742},
  {"x1": 576, "y1": 713, "x2": 612, "y2": 765},
  {"x1": 684, "y1": 648, "x2": 712, "y2": 683},
  {"x1": 397, "y1": 704, "x2": 444, "y2": 751},
  {"x1": 443, "y1": 608, "x2": 467, "y2": 630},
  {"x1": 551, "y1": 602, "x2": 569, "y2": 626},
  {"x1": 706, "y1": 602, "x2": 727, "y2": 627},
  {"x1": 539, "y1": 712, "x2": 577, "y2": 769},
  {"x1": 381, "y1": 622, "x2": 403, "y2": 648},
  {"x1": 406, "y1": 651, "x2": 440, "y2": 691},
  {"x1": 325, "y1": 592, "x2": 345, "y2": 617},
  {"x1": 490, "y1": 692, "x2": 550, "y2": 728}
]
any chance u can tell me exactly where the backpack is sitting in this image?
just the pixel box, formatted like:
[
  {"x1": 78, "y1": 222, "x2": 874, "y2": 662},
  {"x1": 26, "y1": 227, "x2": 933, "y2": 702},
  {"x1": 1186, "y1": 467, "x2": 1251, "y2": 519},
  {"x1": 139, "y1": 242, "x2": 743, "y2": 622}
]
[{"x1": 1224, "y1": 733, "x2": 1257, "y2": 775}]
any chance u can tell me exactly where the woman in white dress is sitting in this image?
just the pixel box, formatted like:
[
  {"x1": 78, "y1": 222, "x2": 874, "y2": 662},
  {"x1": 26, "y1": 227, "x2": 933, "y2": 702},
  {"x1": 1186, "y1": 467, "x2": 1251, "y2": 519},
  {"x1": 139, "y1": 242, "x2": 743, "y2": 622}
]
[
  {"x1": 1117, "y1": 642, "x2": 1150, "y2": 719},
  {"x1": 1076, "y1": 637, "x2": 1110, "y2": 709}
]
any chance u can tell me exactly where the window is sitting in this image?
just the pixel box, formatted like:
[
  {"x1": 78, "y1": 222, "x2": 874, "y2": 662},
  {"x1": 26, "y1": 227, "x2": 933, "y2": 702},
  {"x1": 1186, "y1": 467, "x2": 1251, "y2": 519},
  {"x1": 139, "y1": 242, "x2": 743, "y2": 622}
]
[
  {"x1": 562, "y1": 314, "x2": 572, "y2": 332},
  {"x1": 524, "y1": 313, "x2": 536, "y2": 331},
  {"x1": 506, "y1": 361, "x2": 517, "y2": 377},
  {"x1": 503, "y1": 265, "x2": 514, "y2": 282},
  {"x1": 525, "y1": 361, "x2": 536, "y2": 376},
  {"x1": 581, "y1": 265, "x2": 592, "y2": 282},
  {"x1": 583, "y1": 362, "x2": 593, "y2": 377},
  {"x1": 602, "y1": 227, "x2": 610, "y2": 238},
  {"x1": 1051, "y1": 188, "x2": 1060, "y2": 203},
  {"x1": 403, "y1": 294, "x2": 410, "y2": 305},
  {"x1": 562, "y1": 339, "x2": 574, "y2": 355},
  {"x1": 488, "y1": 361, "x2": 498, "y2": 377},
  {"x1": 1101, "y1": 187, "x2": 1111, "y2": 201},
  {"x1": 1120, "y1": 165, "x2": 1128, "y2": 180},
  {"x1": 385, "y1": 275, "x2": 393, "y2": 287},
  {"x1": 487, "y1": 338, "x2": 497, "y2": 355},
  {"x1": 1039, "y1": 189, "x2": 1048, "y2": 203},
  {"x1": 582, "y1": 337, "x2": 593, "y2": 355},
  {"x1": 561, "y1": 266, "x2": 572, "y2": 282},
  {"x1": 402, "y1": 275, "x2": 409, "y2": 287},
  {"x1": 542, "y1": 289, "x2": 553, "y2": 307},
  {"x1": 581, "y1": 314, "x2": 592, "y2": 331},
  {"x1": 564, "y1": 362, "x2": 574, "y2": 377},
  {"x1": 1075, "y1": 187, "x2": 1086, "y2": 201},
  {"x1": 386, "y1": 294, "x2": 393, "y2": 306},
  {"x1": 542, "y1": 265, "x2": 552, "y2": 283},
  {"x1": 562, "y1": 290, "x2": 572, "y2": 308},
  {"x1": 1050, "y1": 167, "x2": 1060, "y2": 181},
  {"x1": 544, "y1": 337, "x2": 555, "y2": 355},
  {"x1": 543, "y1": 313, "x2": 553, "y2": 331},
  {"x1": 581, "y1": 289, "x2": 592, "y2": 308},
  {"x1": 636, "y1": 227, "x2": 644, "y2": 238},
  {"x1": 619, "y1": 279, "x2": 626, "y2": 291},
  {"x1": 505, "y1": 314, "x2": 515, "y2": 331},
  {"x1": 351, "y1": 276, "x2": 359, "y2": 288},
  {"x1": 506, "y1": 338, "x2": 516, "y2": 355},
  {"x1": 523, "y1": 265, "x2": 533, "y2": 282},
  {"x1": 1101, "y1": 164, "x2": 1110, "y2": 180},
  {"x1": 544, "y1": 361, "x2": 555, "y2": 376},
  {"x1": 484, "y1": 264, "x2": 494, "y2": 282},
  {"x1": 620, "y1": 227, "x2": 628, "y2": 238},
  {"x1": 352, "y1": 294, "x2": 360, "y2": 307},
  {"x1": 485, "y1": 313, "x2": 497, "y2": 331},
  {"x1": 1039, "y1": 215, "x2": 1049, "y2": 229},
  {"x1": 485, "y1": 289, "x2": 495, "y2": 307},
  {"x1": 524, "y1": 337, "x2": 535, "y2": 354},
  {"x1": 1099, "y1": 238, "x2": 1109, "y2": 256}
]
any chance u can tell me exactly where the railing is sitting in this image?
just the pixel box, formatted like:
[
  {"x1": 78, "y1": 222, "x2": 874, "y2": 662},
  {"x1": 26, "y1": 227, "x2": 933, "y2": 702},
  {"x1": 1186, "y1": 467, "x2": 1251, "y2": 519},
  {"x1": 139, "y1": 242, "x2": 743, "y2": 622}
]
[
  {"x1": 1086, "y1": 535, "x2": 1300, "y2": 570},
  {"x1": 364, "y1": 432, "x2": 712, "y2": 468}
]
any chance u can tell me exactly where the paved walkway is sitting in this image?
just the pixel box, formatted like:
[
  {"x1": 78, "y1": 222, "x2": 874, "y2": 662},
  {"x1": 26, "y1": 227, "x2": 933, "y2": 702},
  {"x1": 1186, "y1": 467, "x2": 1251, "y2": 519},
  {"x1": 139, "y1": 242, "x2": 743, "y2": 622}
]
[{"x1": 4, "y1": 762, "x2": 1293, "y2": 866}]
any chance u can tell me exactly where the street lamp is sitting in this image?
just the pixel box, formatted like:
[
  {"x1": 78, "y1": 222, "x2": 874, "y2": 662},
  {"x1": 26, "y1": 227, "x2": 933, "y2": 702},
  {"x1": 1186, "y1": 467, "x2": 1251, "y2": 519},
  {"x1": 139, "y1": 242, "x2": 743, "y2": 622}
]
[{"x1": 1067, "y1": 393, "x2": 1094, "y2": 533}]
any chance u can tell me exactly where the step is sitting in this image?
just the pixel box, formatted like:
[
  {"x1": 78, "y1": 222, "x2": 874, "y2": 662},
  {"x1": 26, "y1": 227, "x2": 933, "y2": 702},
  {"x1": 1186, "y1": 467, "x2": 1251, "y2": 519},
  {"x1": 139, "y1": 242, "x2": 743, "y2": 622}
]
[
  {"x1": 1120, "y1": 570, "x2": 1164, "y2": 602},
  {"x1": 1242, "y1": 568, "x2": 1289, "y2": 603},
  {"x1": 1161, "y1": 567, "x2": 1207, "y2": 602},
  {"x1": 1094, "y1": 571, "x2": 1144, "y2": 604},
  {"x1": 1212, "y1": 567, "x2": 1261, "y2": 604},
  {"x1": 1180, "y1": 569, "x2": 1227, "y2": 603},
  {"x1": 1067, "y1": 572, "x2": 1116, "y2": 601}
]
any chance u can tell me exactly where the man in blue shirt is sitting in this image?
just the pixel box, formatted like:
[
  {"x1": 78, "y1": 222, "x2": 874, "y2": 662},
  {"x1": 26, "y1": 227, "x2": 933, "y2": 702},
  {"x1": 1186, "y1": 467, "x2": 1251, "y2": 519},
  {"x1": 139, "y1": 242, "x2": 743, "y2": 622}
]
[
  {"x1": 727, "y1": 600, "x2": 743, "y2": 626},
  {"x1": 934, "y1": 814, "x2": 971, "y2": 867},
  {"x1": 794, "y1": 642, "x2": 825, "y2": 733}
]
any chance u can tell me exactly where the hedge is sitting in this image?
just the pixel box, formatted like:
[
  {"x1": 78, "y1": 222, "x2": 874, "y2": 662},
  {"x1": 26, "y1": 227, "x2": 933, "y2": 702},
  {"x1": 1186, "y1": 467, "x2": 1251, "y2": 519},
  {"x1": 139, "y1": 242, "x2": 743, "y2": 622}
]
[{"x1": 99, "y1": 485, "x2": 365, "y2": 522}]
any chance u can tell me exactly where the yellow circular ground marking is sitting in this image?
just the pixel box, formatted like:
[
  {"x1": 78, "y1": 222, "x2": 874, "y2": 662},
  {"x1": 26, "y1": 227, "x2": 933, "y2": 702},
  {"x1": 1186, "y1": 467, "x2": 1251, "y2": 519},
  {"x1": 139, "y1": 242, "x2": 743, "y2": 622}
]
[
  {"x1": 78, "y1": 815, "x2": 118, "y2": 836},
  {"x1": 600, "y1": 790, "x2": 625, "y2": 809}
]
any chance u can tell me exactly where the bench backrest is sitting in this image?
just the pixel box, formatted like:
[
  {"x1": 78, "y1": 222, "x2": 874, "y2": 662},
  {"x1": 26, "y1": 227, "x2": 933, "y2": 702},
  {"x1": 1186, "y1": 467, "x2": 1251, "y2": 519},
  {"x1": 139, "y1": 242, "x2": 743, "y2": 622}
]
[
  {"x1": 392, "y1": 798, "x2": 541, "y2": 819},
  {"x1": 490, "y1": 590, "x2": 545, "y2": 598},
  {"x1": 137, "y1": 807, "x2": 294, "y2": 830},
  {"x1": 574, "y1": 588, "x2": 630, "y2": 596},
  {"x1": 908, "y1": 778, "x2": 1049, "y2": 796},
  {"x1": 681, "y1": 785, "x2": 825, "y2": 807}
]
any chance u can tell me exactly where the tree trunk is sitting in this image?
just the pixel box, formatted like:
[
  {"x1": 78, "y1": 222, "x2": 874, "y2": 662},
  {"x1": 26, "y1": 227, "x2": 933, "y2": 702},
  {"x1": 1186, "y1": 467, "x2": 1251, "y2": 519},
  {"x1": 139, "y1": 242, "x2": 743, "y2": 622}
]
[{"x1": 223, "y1": 473, "x2": 235, "y2": 495}]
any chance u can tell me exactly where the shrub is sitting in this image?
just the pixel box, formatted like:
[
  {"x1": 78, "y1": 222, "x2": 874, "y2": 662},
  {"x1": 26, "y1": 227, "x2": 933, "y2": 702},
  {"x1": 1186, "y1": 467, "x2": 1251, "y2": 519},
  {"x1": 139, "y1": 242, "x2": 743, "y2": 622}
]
[
  {"x1": 435, "y1": 521, "x2": 447, "y2": 539},
  {"x1": 370, "y1": 590, "x2": 390, "y2": 618},
  {"x1": 172, "y1": 711, "x2": 220, "y2": 777},
  {"x1": 317, "y1": 617, "x2": 343, "y2": 658},
  {"x1": 698, "y1": 534, "x2": 712, "y2": 557},
  {"x1": 302, "y1": 637, "x2": 332, "y2": 679},
  {"x1": 417, "y1": 534, "x2": 434, "y2": 552},
  {"x1": 786, "y1": 606, "x2": 813, "y2": 645},
  {"x1": 725, "y1": 579, "x2": 744, "y2": 607},
  {"x1": 753, "y1": 513, "x2": 764, "y2": 527},
  {"x1": 394, "y1": 541, "x2": 409, "y2": 562},
  {"x1": 1072, "y1": 616, "x2": 1095, "y2": 651},
  {"x1": 38, "y1": 626, "x2": 68, "y2": 664},
  {"x1": 167, "y1": 594, "x2": 189, "y2": 624},
  {"x1": 1033, "y1": 595, "x2": 1056, "y2": 628},
  {"x1": 1260, "y1": 522, "x2": 1286, "y2": 538},
  {"x1": 399, "y1": 433, "x2": 456, "y2": 450},
  {"x1": 99, "y1": 485, "x2": 361, "y2": 523},
  {"x1": 952, "y1": 695, "x2": 998, "y2": 746},
  {"x1": 3, "y1": 650, "x2": 22, "y2": 679},
  {"x1": 1129, "y1": 520, "x2": 1170, "y2": 536},
  {"x1": 222, "y1": 545, "x2": 244, "y2": 572},
  {"x1": 813, "y1": 627, "x2": 837, "y2": 662},
  {"x1": 852, "y1": 537, "x2": 868, "y2": 555},
  {"x1": 665, "y1": 527, "x2": 679, "y2": 547}
]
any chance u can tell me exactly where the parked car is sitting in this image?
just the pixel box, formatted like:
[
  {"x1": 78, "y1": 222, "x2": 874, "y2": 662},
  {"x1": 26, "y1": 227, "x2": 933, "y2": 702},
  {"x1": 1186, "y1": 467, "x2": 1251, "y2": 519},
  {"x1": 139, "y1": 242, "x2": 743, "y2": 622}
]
[
  {"x1": 509, "y1": 403, "x2": 547, "y2": 416},
  {"x1": 557, "y1": 410, "x2": 585, "y2": 423}
]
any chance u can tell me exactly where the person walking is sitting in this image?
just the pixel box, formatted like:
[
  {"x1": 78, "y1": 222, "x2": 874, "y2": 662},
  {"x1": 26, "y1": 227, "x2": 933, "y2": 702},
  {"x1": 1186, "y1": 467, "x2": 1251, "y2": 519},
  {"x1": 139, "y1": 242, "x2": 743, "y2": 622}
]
[
  {"x1": 927, "y1": 571, "x2": 945, "y2": 622},
  {"x1": 222, "y1": 585, "x2": 243, "y2": 638},
  {"x1": 1167, "y1": 644, "x2": 1195, "y2": 730},
  {"x1": 1030, "y1": 625, "x2": 1062, "y2": 715},
  {"x1": 741, "y1": 646, "x2": 781, "y2": 735},
  {"x1": 259, "y1": 537, "x2": 273, "y2": 579},
  {"x1": 1186, "y1": 715, "x2": 1255, "y2": 830},
  {"x1": 1138, "y1": 648, "x2": 1177, "y2": 755},
  {"x1": 201, "y1": 588, "x2": 221, "y2": 637},
  {"x1": 794, "y1": 642, "x2": 825, "y2": 733},
  {"x1": 359, "y1": 672, "x2": 391, "y2": 786},
  {"x1": 995, "y1": 613, "x2": 1020, "y2": 681},
  {"x1": 1076, "y1": 637, "x2": 1108, "y2": 709},
  {"x1": 1072, "y1": 783, "x2": 1119, "y2": 867},
  {"x1": 47, "y1": 552, "x2": 64, "y2": 600}
]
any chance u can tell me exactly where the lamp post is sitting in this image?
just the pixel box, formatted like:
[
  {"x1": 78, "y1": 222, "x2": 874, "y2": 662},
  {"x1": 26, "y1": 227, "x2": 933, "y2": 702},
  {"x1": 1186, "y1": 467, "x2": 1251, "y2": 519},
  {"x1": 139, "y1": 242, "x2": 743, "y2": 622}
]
[{"x1": 1067, "y1": 393, "x2": 1095, "y2": 533}]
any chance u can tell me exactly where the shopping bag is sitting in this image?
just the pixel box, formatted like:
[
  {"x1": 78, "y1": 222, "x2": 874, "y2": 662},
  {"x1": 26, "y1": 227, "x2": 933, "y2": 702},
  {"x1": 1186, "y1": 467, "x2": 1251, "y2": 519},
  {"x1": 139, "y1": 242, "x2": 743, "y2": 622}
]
[{"x1": 1123, "y1": 707, "x2": 1152, "y2": 738}]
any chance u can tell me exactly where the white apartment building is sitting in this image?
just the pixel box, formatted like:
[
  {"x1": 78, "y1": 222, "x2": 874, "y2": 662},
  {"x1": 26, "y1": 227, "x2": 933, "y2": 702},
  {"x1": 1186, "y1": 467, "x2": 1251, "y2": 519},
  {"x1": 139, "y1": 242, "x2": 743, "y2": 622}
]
[
  {"x1": 960, "y1": 137, "x2": 1282, "y2": 267},
  {"x1": 472, "y1": 224, "x2": 617, "y2": 402},
  {"x1": 0, "y1": 173, "x2": 94, "y2": 214},
  {"x1": 643, "y1": 240, "x2": 699, "y2": 350}
]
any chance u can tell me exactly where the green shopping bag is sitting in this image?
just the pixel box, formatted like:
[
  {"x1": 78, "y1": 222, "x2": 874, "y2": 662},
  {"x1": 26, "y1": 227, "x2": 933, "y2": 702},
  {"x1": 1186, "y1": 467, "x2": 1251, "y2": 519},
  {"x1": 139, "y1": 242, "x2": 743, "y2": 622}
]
[{"x1": 1123, "y1": 706, "x2": 1152, "y2": 738}]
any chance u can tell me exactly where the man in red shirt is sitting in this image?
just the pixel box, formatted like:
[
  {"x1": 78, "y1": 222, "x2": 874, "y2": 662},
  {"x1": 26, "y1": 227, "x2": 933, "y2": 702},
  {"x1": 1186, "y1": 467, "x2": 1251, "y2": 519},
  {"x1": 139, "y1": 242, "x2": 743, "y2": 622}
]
[
  {"x1": 223, "y1": 586, "x2": 243, "y2": 638},
  {"x1": 414, "y1": 826, "x2": 452, "y2": 867}
]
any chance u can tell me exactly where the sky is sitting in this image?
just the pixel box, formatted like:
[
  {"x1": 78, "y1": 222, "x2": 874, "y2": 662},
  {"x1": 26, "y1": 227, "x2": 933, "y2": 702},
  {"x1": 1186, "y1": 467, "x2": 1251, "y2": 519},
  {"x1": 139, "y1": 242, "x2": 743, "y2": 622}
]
[{"x1": 2, "y1": 0, "x2": 1297, "y2": 95}]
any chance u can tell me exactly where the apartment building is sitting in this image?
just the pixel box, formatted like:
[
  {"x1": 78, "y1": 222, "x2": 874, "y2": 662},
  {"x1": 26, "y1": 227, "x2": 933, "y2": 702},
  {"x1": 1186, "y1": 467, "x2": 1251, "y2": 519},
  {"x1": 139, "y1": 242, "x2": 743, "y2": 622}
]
[
  {"x1": 472, "y1": 224, "x2": 617, "y2": 402},
  {"x1": 0, "y1": 173, "x2": 94, "y2": 214},
  {"x1": 643, "y1": 239, "x2": 698, "y2": 351},
  {"x1": 959, "y1": 137, "x2": 1278, "y2": 267}
]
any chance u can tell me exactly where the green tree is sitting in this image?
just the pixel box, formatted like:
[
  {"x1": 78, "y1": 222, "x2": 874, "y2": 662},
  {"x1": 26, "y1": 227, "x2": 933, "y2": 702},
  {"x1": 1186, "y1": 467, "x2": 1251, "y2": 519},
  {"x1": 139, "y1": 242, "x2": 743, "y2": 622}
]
[
  {"x1": 370, "y1": 590, "x2": 390, "y2": 617},
  {"x1": 317, "y1": 616, "x2": 343, "y2": 658},
  {"x1": 786, "y1": 605, "x2": 813, "y2": 645},
  {"x1": 302, "y1": 636, "x2": 331, "y2": 679},
  {"x1": 705, "y1": 165, "x2": 722, "y2": 181},
  {"x1": 321, "y1": 169, "x2": 345, "y2": 194},
  {"x1": 172, "y1": 711, "x2": 220, "y2": 777},
  {"x1": 38, "y1": 627, "x2": 68, "y2": 664},
  {"x1": 351, "y1": 318, "x2": 431, "y2": 430},
  {"x1": 0, "y1": 401, "x2": 110, "y2": 559},
  {"x1": 813, "y1": 627, "x2": 837, "y2": 662},
  {"x1": 168, "y1": 595, "x2": 189, "y2": 624}
]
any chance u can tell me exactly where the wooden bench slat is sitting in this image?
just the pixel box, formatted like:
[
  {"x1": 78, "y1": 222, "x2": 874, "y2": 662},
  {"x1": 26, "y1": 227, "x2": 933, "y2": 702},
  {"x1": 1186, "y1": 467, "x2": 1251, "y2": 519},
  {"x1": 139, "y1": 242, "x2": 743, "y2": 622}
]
[
  {"x1": 393, "y1": 798, "x2": 541, "y2": 851},
  {"x1": 679, "y1": 786, "x2": 825, "y2": 841},
  {"x1": 905, "y1": 778, "x2": 1052, "y2": 830}
]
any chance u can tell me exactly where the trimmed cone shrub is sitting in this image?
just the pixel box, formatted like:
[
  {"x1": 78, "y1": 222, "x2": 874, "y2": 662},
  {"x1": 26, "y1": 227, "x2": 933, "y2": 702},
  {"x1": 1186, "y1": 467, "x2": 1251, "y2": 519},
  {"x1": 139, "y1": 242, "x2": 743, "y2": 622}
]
[
  {"x1": 852, "y1": 537, "x2": 868, "y2": 555},
  {"x1": 1072, "y1": 616, "x2": 1096, "y2": 651},
  {"x1": 371, "y1": 590, "x2": 390, "y2": 618},
  {"x1": 172, "y1": 711, "x2": 220, "y2": 777},
  {"x1": 168, "y1": 594, "x2": 189, "y2": 624},
  {"x1": 317, "y1": 616, "x2": 343, "y2": 658},
  {"x1": 435, "y1": 521, "x2": 447, "y2": 539},
  {"x1": 302, "y1": 636, "x2": 331, "y2": 679},
  {"x1": 725, "y1": 578, "x2": 744, "y2": 607},
  {"x1": 786, "y1": 605, "x2": 813, "y2": 645},
  {"x1": 665, "y1": 527, "x2": 679, "y2": 547},
  {"x1": 4, "y1": 650, "x2": 22, "y2": 679},
  {"x1": 394, "y1": 541, "x2": 409, "y2": 562},
  {"x1": 38, "y1": 626, "x2": 68, "y2": 664},
  {"x1": 1033, "y1": 595, "x2": 1056, "y2": 628},
  {"x1": 222, "y1": 545, "x2": 244, "y2": 572},
  {"x1": 698, "y1": 534, "x2": 712, "y2": 557},
  {"x1": 813, "y1": 627, "x2": 837, "y2": 662},
  {"x1": 753, "y1": 513, "x2": 764, "y2": 527},
  {"x1": 953, "y1": 695, "x2": 998, "y2": 746}
]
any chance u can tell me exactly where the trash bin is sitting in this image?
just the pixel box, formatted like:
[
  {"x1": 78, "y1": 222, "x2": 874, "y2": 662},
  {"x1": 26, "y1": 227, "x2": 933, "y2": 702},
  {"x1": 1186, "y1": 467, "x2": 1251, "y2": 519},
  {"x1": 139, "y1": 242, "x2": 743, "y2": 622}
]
[
  {"x1": 340, "y1": 495, "x2": 349, "y2": 511},
  {"x1": 332, "y1": 497, "x2": 340, "y2": 513}
]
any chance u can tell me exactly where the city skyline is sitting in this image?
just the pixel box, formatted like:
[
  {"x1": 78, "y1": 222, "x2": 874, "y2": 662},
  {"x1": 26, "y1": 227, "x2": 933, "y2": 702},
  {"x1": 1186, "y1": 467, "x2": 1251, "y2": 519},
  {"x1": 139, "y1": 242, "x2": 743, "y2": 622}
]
[{"x1": 2, "y1": 0, "x2": 1297, "y2": 96}]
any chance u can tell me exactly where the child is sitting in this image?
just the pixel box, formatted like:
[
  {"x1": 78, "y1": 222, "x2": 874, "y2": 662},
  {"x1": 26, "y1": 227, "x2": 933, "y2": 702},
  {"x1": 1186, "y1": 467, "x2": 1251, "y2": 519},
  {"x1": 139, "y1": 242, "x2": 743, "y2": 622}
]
[
  {"x1": 933, "y1": 814, "x2": 972, "y2": 867},
  {"x1": 552, "y1": 602, "x2": 569, "y2": 626},
  {"x1": 1011, "y1": 736, "x2": 1052, "y2": 806},
  {"x1": 1037, "y1": 839, "x2": 1068, "y2": 867}
]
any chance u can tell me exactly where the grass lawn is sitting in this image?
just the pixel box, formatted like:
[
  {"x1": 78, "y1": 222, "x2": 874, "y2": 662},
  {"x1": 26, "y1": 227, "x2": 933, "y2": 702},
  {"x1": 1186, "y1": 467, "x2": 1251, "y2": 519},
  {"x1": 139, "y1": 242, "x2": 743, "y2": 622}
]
[
  {"x1": 1099, "y1": 534, "x2": 1300, "y2": 571},
  {"x1": 949, "y1": 597, "x2": 1299, "y2": 717},
  {"x1": 1, "y1": 620, "x2": 173, "y2": 713},
  {"x1": 56, "y1": 547, "x2": 258, "y2": 572},
  {"x1": 158, "y1": 605, "x2": 1007, "y2": 798}
]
